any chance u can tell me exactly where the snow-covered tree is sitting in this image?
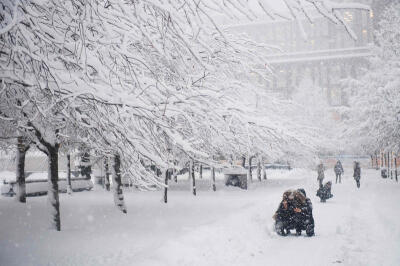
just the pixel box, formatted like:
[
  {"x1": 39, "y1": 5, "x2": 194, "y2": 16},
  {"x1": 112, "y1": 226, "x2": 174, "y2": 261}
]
[
  {"x1": 340, "y1": 3, "x2": 400, "y2": 154},
  {"x1": 0, "y1": 0, "x2": 371, "y2": 230}
]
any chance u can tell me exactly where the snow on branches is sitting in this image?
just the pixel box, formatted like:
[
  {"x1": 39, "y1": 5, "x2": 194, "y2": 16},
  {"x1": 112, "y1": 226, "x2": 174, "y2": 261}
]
[
  {"x1": 340, "y1": 3, "x2": 400, "y2": 154},
  {"x1": 0, "y1": 0, "x2": 368, "y2": 185}
]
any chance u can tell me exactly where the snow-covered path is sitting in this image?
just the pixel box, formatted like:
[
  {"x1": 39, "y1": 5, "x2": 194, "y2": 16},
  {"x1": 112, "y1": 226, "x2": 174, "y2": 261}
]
[{"x1": 0, "y1": 168, "x2": 399, "y2": 266}]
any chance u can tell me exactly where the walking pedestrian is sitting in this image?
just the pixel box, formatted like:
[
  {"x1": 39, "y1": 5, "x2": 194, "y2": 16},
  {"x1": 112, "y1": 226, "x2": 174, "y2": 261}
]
[
  {"x1": 353, "y1": 161, "x2": 361, "y2": 188},
  {"x1": 334, "y1": 160, "x2": 344, "y2": 184}
]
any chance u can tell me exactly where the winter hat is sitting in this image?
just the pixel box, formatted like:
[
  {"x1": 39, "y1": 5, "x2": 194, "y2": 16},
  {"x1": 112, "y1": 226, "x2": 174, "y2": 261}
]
[{"x1": 298, "y1": 188, "x2": 306, "y2": 197}]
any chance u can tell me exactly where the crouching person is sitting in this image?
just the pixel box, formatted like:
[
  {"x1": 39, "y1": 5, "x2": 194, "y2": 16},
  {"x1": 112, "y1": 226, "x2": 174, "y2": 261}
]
[
  {"x1": 273, "y1": 190, "x2": 293, "y2": 236},
  {"x1": 293, "y1": 189, "x2": 315, "y2": 236},
  {"x1": 316, "y1": 181, "x2": 333, "y2": 202},
  {"x1": 273, "y1": 189, "x2": 315, "y2": 237}
]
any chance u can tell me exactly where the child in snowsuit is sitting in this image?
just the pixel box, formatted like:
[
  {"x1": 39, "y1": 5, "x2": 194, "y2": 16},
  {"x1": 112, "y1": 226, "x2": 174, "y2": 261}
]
[
  {"x1": 316, "y1": 181, "x2": 333, "y2": 202},
  {"x1": 334, "y1": 160, "x2": 344, "y2": 184},
  {"x1": 353, "y1": 161, "x2": 361, "y2": 188}
]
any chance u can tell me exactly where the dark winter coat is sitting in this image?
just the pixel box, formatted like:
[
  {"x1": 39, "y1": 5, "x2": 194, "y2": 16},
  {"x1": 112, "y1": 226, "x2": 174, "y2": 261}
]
[
  {"x1": 274, "y1": 189, "x2": 315, "y2": 236},
  {"x1": 299, "y1": 198, "x2": 314, "y2": 227},
  {"x1": 334, "y1": 161, "x2": 344, "y2": 175},
  {"x1": 273, "y1": 190, "x2": 295, "y2": 229},
  {"x1": 353, "y1": 163, "x2": 361, "y2": 181},
  {"x1": 288, "y1": 191, "x2": 314, "y2": 236},
  {"x1": 316, "y1": 181, "x2": 333, "y2": 201}
]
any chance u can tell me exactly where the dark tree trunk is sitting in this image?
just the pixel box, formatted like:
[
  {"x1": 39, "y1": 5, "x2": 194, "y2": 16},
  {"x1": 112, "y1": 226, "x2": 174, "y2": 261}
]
[
  {"x1": 211, "y1": 166, "x2": 216, "y2": 191},
  {"x1": 191, "y1": 160, "x2": 196, "y2": 196},
  {"x1": 16, "y1": 136, "x2": 28, "y2": 203},
  {"x1": 164, "y1": 169, "x2": 169, "y2": 203},
  {"x1": 387, "y1": 152, "x2": 393, "y2": 178},
  {"x1": 66, "y1": 154, "x2": 72, "y2": 194},
  {"x1": 391, "y1": 153, "x2": 394, "y2": 179},
  {"x1": 173, "y1": 168, "x2": 177, "y2": 183},
  {"x1": 241, "y1": 156, "x2": 246, "y2": 167},
  {"x1": 385, "y1": 152, "x2": 387, "y2": 168},
  {"x1": 248, "y1": 155, "x2": 253, "y2": 183},
  {"x1": 199, "y1": 164, "x2": 203, "y2": 179},
  {"x1": 104, "y1": 157, "x2": 110, "y2": 191},
  {"x1": 370, "y1": 155, "x2": 374, "y2": 168},
  {"x1": 257, "y1": 157, "x2": 261, "y2": 182},
  {"x1": 80, "y1": 151, "x2": 91, "y2": 180},
  {"x1": 395, "y1": 158, "x2": 398, "y2": 182},
  {"x1": 48, "y1": 145, "x2": 61, "y2": 231},
  {"x1": 112, "y1": 154, "x2": 127, "y2": 213}
]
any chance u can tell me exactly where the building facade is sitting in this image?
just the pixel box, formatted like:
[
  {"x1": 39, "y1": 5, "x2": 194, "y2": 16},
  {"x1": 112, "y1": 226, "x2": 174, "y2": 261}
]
[{"x1": 229, "y1": 8, "x2": 373, "y2": 106}]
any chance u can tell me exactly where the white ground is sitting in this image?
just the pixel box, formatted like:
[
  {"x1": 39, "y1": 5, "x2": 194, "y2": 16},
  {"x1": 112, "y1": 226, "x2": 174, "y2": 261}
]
[{"x1": 0, "y1": 168, "x2": 399, "y2": 266}]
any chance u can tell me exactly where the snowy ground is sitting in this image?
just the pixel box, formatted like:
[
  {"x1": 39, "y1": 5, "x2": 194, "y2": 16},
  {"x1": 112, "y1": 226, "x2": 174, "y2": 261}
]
[{"x1": 0, "y1": 168, "x2": 399, "y2": 266}]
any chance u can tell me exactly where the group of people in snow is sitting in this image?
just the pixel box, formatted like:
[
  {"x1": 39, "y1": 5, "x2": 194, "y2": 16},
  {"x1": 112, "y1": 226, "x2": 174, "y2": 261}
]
[
  {"x1": 274, "y1": 160, "x2": 362, "y2": 237},
  {"x1": 315, "y1": 160, "x2": 361, "y2": 202},
  {"x1": 273, "y1": 188, "x2": 315, "y2": 237}
]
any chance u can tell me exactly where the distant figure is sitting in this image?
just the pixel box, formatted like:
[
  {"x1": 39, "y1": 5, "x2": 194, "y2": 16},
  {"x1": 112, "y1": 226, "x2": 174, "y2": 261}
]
[
  {"x1": 317, "y1": 163, "x2": 325, "y2": 187},
  {"x1": 353, "y1": 161, "x2": 361, "y2": 188},
  {"x1": 316, "y1": 181, "x2": 333, "y2": 202},
  {"x1": 334, "y1": 160, "x2": 344, "y2": 184}
]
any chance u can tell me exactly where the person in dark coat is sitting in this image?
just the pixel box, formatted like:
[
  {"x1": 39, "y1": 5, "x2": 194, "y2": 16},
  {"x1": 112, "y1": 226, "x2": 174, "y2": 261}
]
[
  {"x1": 334, "y1": 160, "x2": 344, "y2": 184},
  {"x1": 293, "y1": 188, "x2": 315, "y2": 236},
  {"x1": 273, "y1": 190, "x2": 294, "y2": 236},
  {"x1": 353, "y1": 161, "x2": 361, "y2": 188},
  {"x1": 316, "y1": 181, "x2": 333, "y2": 202},
  {"x1": 273, "y1": 189, "x2": 315, "y2": 237}
]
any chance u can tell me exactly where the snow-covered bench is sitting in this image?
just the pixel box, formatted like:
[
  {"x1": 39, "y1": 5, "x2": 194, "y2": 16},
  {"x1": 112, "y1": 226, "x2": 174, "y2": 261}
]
[{"x1": 1, "y1": 172, "x2": 93, "y2": 197}]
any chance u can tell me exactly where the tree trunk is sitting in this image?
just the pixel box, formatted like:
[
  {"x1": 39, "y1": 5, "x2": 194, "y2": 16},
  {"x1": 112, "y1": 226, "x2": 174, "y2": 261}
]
[
  {"x1": 247, "y1": 155, "x2": 253, "y2": 183},
  {"x1": 262, "y1": 157, "x2": 267, "y2": 180},
  {"x1": 388, "y1": 152, "x2": 391, "y2": 179},
  {"x1": 190, "y1": 160, "x2": 196, "y2": 196},
  {"x1": 391, "y1": 152, "x2": 394, "y2": 179},
  {"x1": 395, "y1": 158, "x2": 398, "y2": 182},
  {"x1": 48, "y1": 145, "x2": 61, "y2": 231},
  {"x1": 241, "y1": 156, "x2": 246, "y2": 167},
  {"x1": 66, "y1": 154, "x2": 72, "y2": 194},
  {"x1": 112, "y1": 154, "x2": 127, "y2": 213},
  {"x1": 104, "y1": 157, "x2": 110, "y2": 191},
  {"x1": 257, "y1": 157, "x2": 261, "y2": 182},
  {"x1": 80, "y1": 151, "x2": 91, "y2": 180},
  {"x1": 16, "y1": 136, "x2": 27, "y2": 203},
  {"x1": 173, "y1": 167, "x2": 178, "y2": 183},
  {"x1": 211, "y1": 166, "x2": 216, "y2": 191},
  {"x1": 370, "y1": 155, "x2": 374, "y2": 168},
  {"x1": 199, "y1": 164, "x2": 203, "y2": 179},
  {"x1": 164, "y1": 169, "x2": 169, "y2": 203}
]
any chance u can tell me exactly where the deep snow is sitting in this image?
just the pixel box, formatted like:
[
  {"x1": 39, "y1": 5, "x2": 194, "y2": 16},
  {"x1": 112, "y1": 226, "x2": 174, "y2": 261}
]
[{"x1": 0, "y1": 168, "x2": 399, "y2": 266}]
